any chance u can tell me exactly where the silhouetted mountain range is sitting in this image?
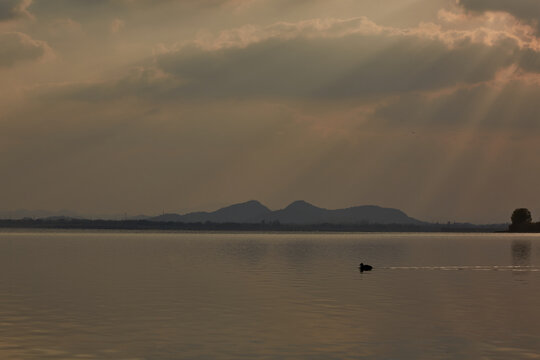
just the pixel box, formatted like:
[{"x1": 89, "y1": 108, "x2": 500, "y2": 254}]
[
  {"x1": 150, "y1": 200, "x2": 423, "y2": 225},
  {"x1": 0, "y1": 209, "x2": 78, "y2": 219},
  {"x1": 0, "y1": 209, "x2": 127, "y2": 220}
]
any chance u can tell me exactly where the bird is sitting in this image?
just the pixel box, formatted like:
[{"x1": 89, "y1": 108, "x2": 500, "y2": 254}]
[{"x1": 359, "y1": 263, "x2": 373, "y2": 272}]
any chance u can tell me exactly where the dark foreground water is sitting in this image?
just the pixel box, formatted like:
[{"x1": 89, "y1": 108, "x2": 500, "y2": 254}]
[{"x1": 0, "y1": 231, "x2": 539, "y2": 359}]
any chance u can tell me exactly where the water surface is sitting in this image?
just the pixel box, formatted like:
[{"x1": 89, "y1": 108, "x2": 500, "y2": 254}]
[{"x1": 0, "y1": 231, "x2": 539, "y2": 359}]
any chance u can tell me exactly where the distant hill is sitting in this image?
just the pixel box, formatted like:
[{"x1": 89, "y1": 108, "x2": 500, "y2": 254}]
[
  {"x1": 149, "y1": 200, "x2": 423, "y2": 225},
  {"x1": 152, "y1": 200, "x2": 271, "y2": 223},
  {"x1": 0, "y1": 209, "x2": 136, "y2": 221},
  {"x1": 265, "y1": 200, "x2": 423, "y2": 225},
  {"x1": 0, "y1": 209, "x2": 83, "y2": 220}
]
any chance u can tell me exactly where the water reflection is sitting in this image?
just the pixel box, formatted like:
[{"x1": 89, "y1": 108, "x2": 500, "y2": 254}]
[
  {"x1": 219, "y1": 239, "x2": 269, "y2": 266},
  {"x1": 511, "y1": 240, "x2": 532, "y2": 266},
  {"x1": 277, "y1": 240, "x2": 315, "y2": 265}
]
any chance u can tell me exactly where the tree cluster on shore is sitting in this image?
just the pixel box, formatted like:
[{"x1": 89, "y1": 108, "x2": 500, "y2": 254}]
[
  {"x1": 509, "y1": 208, "x2": 540, "y2": 232},
  {"x1": 0, "y1": 218, "x2": 505, "y2": 233}
]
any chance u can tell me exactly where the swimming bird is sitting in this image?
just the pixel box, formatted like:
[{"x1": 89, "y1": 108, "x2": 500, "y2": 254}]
[{"x1": 359, "y1": 263, "x2": 373, "y2": 272}]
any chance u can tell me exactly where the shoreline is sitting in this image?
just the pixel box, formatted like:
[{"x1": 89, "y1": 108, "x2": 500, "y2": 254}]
[{"x1": 0, "y1": 219, "x2": 507, "y2": 233}]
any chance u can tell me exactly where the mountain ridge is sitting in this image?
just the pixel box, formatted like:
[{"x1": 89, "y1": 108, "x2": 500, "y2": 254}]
[{"x1": 150, "y1": 200, "x2": 423, "y2": 225}]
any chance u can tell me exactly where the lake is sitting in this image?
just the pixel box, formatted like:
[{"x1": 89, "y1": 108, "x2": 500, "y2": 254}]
[{"x1": 0, "y1": 231, "x2": 539, "y2": 359}]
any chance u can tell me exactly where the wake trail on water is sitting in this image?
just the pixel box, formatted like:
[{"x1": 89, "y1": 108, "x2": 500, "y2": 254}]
[{"x1": 379, "y1": 265, "x2": 540, "y2": 272}]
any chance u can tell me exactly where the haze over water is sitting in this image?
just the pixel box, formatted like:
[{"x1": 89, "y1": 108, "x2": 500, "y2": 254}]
[{"x1": 0, "y1": 231, "x2": 539, "y2": 359}]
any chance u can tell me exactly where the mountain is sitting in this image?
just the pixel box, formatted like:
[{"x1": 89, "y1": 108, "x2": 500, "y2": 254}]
[
  {"x1": 266, "y1": 201, "x2": 421, "y2": 225},
  {"x1": 332, "y1": 205, "x2": 420, "y2": 225},
  {"x1": 149, "y1": 200, "x2": 422, "y2": 225},
  {"x1": 152, "y1": 200, "x2": 271, "y2": 223},
  {"x1": 267, "y1": 200, "x2": 329, "y2": 224}
]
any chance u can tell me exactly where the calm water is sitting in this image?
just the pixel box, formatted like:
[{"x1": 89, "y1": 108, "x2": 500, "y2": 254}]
[{"x1": 0, "y1": 231, "x2": 539, "y2": 359}]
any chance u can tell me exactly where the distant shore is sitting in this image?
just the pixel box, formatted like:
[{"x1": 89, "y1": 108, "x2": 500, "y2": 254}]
[{"x1": 0, "y1": 219, "x2": 507, "y2": 233}]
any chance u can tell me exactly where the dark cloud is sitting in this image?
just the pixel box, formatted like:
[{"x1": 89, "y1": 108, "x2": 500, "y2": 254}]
[
  {"x1": 518, "y1": 48, "x2": 540, "y2": 73},
  {"x1": 153, "y1": 34, "x2": 515, "y2": 99},
  {"x1": 49, "y1": 27, "x2": 529, "y2": 103},
  {"x1": 0, "y1": 32, "x2": 49, "y2": 67},
  {"x1": 44, "y1": 66, "x2": 180, "y2": 102},
  {"x1": 29, "y1": 0, "x2": 123, "y2": 19},
  {"x1": 459, "y1": 0, "x2": 540, "y2": 33},
  {"x1": 0, "y1": 0, "x2": 31, "y2": 21},
  {"x1": 29, "y1": 0, "x2": 232, "y2": 19}
]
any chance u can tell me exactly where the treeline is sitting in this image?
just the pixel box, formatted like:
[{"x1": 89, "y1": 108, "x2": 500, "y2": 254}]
[
  {"x1": 509, "y1": 208, "x2": 540, "y2": 232},
  {"x1": 0, "y1": 218, "x2": 505, "y2": 233}
]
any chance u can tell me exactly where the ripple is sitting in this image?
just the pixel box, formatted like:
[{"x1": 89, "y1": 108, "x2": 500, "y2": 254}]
[{"x1": 381, "y1": 265, "x2": 540, "y2": 271}]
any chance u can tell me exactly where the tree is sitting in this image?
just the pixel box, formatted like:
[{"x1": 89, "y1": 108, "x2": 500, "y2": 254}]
[
  {"x1": 511, "y1": 208, "x2": 532, "y2": 225},
  {"x1": 510, "y1": 208, "x2": 532, "y2": 232}
]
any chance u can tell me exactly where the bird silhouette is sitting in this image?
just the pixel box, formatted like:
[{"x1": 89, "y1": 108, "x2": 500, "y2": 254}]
[{"x1": 359, "y1": 263, "x2": 373, "y2": 272}]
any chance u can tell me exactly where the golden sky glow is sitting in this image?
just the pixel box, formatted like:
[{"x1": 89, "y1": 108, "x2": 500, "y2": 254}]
[{"x1": 2, "y1": 0, "x2": 540, "y2": 222}]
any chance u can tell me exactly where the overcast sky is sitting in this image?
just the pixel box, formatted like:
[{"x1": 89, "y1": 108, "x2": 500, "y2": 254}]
[{"x1": 2, "y1": 0, "x2": 540, "y2": 222}]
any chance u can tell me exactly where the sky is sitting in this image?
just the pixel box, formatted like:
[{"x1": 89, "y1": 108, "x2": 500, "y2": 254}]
[{"x1": 2, "y1": 0, "x2": 540, "y2": 223}]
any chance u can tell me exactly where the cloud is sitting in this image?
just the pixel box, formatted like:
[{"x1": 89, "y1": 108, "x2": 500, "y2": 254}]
[
  {"x1": 0, "y1": 0, "x2": 32, "y2": 21},
  {"x1": 46, "y1": 16, "x2": 535, "y2": 103},
  {"x1": 40, "y1": 66, "x2": 177, "y2": 102},
  {"x1": 458, "y1": 0, "x2": 540, "y2": 33},
  {"x1": 152, "y1": 18, "x2": 528, "y2": 99},
  {"x1": 0, "y1": 32, "x2": 51, "y2": 67},
  {"x1": 28, "y1": 0, "x2": 246, "y2": 17}
]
